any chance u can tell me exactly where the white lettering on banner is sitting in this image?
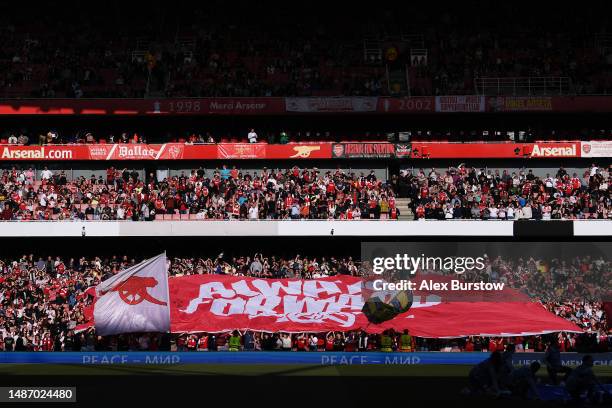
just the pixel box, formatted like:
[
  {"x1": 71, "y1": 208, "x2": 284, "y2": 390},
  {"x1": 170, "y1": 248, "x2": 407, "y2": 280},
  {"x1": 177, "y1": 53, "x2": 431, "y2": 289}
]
[
  {"x1": 245, "y1": 295, "x2": 282, "y2": 318},
  {"x1": 435, "y1": 96, "x2": 484, "y2": 112},
  {"x1": 1, "y1": 147, "x2": 73, "y2": 160},
  {"x1": 281, "y1": 295, "x2": 333, "y2": 316},
  {"x1": 321, "y1": 356, "x2": 368, "y2": 365},
  {"x1": 347, "y1": 281, "x2": 362, "y2": 295},
  {"x1": 179, "y1": 279, "x2": 365, "y2": 327},
  {"x1": 181, "y1": 282, "x2": 236, "y2": 313},
  {"x1": 250, "y1": 279, "x2": 303, "y2": 297},
  {"x1": 145, "y1": 355, "x2": 181, "y2": 364},
  {"x1": 319, "y1": 355, "x2": 422, "y2": 365},
  {"x1": 384, "y1": 356, "x2": 422, "y2": 364},
  {"x1": 209, "y1": 101, "x2": 266, "y2": 111},
  {"x1": 116, "y1": 145, "x2": 159, "y2": 159},
  {"x1": 210, "y1": 297, "x2": 246, "y2": 316},
  {"x1": 530, "y1": 144, "x2": 577, "y2": 157},
  {"x1": 82, "y1": 355, "x2": 129, "y2": 364},
  {"x1": 231, "y1": 280, "x2": 260, "y2": 297},
  {"x1": 284, "y1": 312, "x2": 356, "y2": 326},
  {"x1": 285, "y1": 97, "x2": 378, "y2": 112},
  {"x1": 302, "y1": 280, "x2": 341, "y2": 297}
]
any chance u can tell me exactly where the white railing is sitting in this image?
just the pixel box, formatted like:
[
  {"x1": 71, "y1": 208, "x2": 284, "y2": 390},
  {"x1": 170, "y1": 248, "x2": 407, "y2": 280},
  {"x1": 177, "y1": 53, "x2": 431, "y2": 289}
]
[{"x1": 475, "y1": 77, "x2": 572, "y2": 96}]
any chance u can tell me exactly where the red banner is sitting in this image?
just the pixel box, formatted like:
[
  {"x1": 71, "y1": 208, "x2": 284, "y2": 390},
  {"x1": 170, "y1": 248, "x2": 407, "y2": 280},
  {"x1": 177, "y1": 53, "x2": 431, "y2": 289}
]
[
  {"x1": 266, "y1": 144, "x2": 332, "y2": 159},
  {"x1": 217, "y1": 144, "x2": 267, "y2": 159},
  {"x1": 0, "y1": 98, "x2": 285, "y2": 115},
  {"x1": 0, "y1": 142, "x2": 591, "y2": 160},
  {"x1": 332, "y1": 143, "x2": 396, "y2": 158},
  {"x1": 411, "y1": 142, "x2": 581, "y2": 159},
  {"x1": 169, "y1": 275, "x2": 581, "y2": 337},
  {"x1": 0, "y1": 143, "x2": 333, "y2": 161}
]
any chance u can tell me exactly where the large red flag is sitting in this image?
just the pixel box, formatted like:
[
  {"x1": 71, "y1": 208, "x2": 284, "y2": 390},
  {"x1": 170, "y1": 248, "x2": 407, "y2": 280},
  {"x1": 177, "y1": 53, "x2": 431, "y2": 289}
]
[{"x1": 169, "y1": 275, "x2": 581, "y2": 337}]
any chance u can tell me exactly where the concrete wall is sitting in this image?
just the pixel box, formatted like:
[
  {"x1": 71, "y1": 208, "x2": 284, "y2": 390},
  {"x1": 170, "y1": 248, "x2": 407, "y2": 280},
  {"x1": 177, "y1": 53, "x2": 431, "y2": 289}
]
[{"x1": 0, "y1": 220, "x2": 514, "y2": 237}]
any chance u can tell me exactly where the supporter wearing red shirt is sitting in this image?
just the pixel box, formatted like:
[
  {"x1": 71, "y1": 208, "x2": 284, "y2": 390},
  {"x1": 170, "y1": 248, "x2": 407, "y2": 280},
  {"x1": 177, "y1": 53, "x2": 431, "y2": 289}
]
[
  {"x1": 197, "y1": 335, "x2": 208, "y2": 351},
  {"x1": 325, "y1": 335, "x2": 334, "y2": 351},
  {"x1": 389, "y1": 207, "x2": 399, "y2": 219},
  {"x1": 186, "y1": 335, "x2": 197, "y2": 351},
  {"x1": 296, "y1": 335, "x2": 307, "y2": 351},
  {"x1": 42, "y1": 335, "x2": 54, "y2": 351},
  {"x1": 326, "y1": 181, "x2": 336, "y2": 196},
  {"x1": 106, "y1": 168, "x2": 115, "y2": 185},
  {"x1": 419, "y1": 186, "x2": 429, "y2": 199}
]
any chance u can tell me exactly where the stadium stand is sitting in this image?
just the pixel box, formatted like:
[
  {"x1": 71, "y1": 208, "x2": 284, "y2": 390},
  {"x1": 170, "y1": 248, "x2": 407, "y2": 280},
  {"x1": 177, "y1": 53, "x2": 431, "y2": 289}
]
[
  {"x1": 0, "y1": 164, "x2": 609, "y2": 221},
  {"x1": 0, "y1": 253, "x2": 608, "y2": 352},
  {"x1": 0, "y1": 2, "x2": 610, "y2": 98}
]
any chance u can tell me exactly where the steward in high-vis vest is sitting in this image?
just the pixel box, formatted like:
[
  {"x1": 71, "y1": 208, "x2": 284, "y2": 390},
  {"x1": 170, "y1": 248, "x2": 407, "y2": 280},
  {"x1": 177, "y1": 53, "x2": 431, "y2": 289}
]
[
  {"x1": 380, "y1": 330, "x2": 393, "y2": 352},
  {"x1": 229, "y1": 330, "x2": 241, "y2": 352},
  {"x1": 399, "y1": 329, "x2": 412, "y2": 352}
]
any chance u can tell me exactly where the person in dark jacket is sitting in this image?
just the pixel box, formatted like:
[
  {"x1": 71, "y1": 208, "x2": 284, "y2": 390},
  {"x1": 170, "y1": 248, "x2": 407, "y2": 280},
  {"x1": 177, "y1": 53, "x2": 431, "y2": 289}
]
[{"x1": 544, "y1": 341, "x2": 572, "y2": 385}]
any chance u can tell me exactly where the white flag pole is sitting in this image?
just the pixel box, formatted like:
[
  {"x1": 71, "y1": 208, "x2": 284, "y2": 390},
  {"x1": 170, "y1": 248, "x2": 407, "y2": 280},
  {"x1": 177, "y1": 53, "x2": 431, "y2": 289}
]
[{"x1": 163, "y1": 251, "x2": 171, "y2": 333}]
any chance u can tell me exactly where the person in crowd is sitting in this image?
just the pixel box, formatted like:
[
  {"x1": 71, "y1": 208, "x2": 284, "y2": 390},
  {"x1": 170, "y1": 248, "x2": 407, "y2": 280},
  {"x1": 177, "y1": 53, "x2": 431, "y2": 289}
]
[
  {"x1": 565, "y1": 355, "x2": 604, "y2": 404},
  {"x1": 247, "y1": 129, "x2": 258, "y2": 143},
  {"x1": 508, "y1": 361, "x2": 542, "y2": 400},
  {"x1": 544, "y1": 341, "x2": 573, "y2": 385},
  {"x1": 228, "y1": 330, "x2": 242, "y2": 351},
  {"x1": 465, "y1": 351, "x2": 505, "y2": 397}
]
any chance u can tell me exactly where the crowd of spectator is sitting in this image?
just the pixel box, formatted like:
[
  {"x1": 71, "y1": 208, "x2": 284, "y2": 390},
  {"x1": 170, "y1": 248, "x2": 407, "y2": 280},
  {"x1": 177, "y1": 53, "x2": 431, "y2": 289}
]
[
  {"x1": 395, "y1": 164, "x2": 611, "y2": 220},
  {"x1": 0, "y1": 165, "x2": 399, "y2": 221},
  {"x1": 0, "y1": 252, "x2": 608, "y2": 352},
  {"x1": 1, "y1": 164, "x2": 610, "y2": 221},
  {"x1": 0, "y1": 2, "x2": 611, "y2": 98}
]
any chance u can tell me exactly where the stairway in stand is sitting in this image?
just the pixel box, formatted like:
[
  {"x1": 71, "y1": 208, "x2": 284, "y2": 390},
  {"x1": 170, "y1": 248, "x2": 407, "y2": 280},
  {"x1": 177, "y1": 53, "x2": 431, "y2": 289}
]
[{"x1": 396, "y1": 198, "x2": 413, "y2": 220}]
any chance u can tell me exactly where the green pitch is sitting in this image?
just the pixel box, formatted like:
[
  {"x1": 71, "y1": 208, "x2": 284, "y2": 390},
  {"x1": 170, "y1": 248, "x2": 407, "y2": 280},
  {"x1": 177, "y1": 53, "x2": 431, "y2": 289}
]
[{"x1": 0, "y1": 364, "x2": 610, "y2": 377}]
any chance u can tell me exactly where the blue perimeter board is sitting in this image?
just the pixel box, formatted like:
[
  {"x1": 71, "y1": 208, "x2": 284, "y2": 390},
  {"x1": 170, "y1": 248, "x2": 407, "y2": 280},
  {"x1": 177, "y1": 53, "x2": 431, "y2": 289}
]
[{"x1": 0, "y1": 352, "x2": 610, "y2": 365}]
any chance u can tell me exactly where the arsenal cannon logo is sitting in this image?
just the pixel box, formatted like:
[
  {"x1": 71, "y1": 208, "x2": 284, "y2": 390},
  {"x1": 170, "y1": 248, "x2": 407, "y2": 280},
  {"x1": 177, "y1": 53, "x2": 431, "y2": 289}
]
[{"x1": 102, "y1": 276, "x2": 167, "y2": 306}]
